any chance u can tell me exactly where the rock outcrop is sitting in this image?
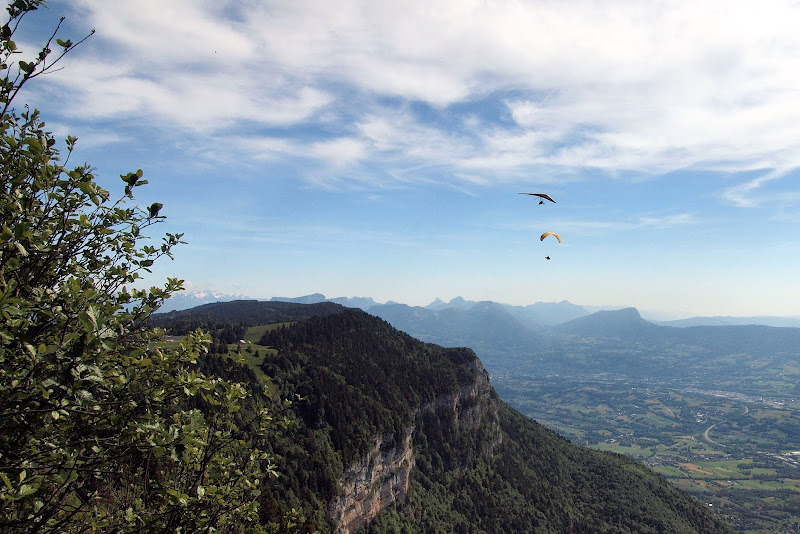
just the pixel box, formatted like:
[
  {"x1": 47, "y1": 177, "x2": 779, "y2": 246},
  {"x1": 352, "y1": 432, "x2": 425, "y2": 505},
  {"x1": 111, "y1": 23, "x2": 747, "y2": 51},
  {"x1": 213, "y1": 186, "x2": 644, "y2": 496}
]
[
  {"x1": 328, "y1": 358, "x2": 497, "y2": 533},
  {"x1": 328, "y1": 429, "x2": 415, "y2": 534}
]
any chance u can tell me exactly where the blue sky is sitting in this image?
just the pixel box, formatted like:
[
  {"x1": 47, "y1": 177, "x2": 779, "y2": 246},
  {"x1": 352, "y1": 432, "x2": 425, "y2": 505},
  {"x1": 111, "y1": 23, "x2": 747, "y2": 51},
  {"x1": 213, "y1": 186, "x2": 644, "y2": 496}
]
[{"x1": 16, "y1": 0, "x2": 800, "y2": 318}]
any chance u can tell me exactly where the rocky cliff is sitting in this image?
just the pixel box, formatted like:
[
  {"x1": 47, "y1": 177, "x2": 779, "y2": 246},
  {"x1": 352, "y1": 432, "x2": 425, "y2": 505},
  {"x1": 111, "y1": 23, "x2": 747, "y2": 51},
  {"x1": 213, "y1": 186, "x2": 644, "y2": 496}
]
[
  {"x1": 328, "y1": 429, "x2": 415, "y2": 534},
  {"x1": 328, "y1": 359, "x2": 497, "y2": 533}
]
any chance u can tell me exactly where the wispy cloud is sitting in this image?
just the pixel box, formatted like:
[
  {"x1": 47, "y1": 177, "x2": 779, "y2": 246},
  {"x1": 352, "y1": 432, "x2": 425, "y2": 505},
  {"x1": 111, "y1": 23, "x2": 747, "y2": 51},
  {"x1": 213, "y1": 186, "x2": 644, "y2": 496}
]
[
  {"x1": 721, "y1": 168, "x2": 794, "y2": 207},
  {"x1": 45, "y1": 122, "x2": 128, "y2": 149},
  {"x1": 34, "y1": 0, "x2": 800, "y2": 198},
  {"x1": 637, "y1": 213, "x2": 696, "y2": 228},
  {"x1": 499, "y1": 212, "x2": 698, "y2": 236}
]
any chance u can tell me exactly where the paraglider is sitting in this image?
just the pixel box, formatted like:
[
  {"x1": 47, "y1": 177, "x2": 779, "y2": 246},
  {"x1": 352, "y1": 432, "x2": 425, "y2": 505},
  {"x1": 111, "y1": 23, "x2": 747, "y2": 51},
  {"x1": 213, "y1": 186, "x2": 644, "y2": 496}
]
[
  {"x1": 519, "y1": 193, "x2": 555, "y2": 205},
  {"x1": 516, "y1": 192, "x2": 564, "y2": 260},
  {"x1": 540, "y1": 232, "x2": 562, "y2": 243}
]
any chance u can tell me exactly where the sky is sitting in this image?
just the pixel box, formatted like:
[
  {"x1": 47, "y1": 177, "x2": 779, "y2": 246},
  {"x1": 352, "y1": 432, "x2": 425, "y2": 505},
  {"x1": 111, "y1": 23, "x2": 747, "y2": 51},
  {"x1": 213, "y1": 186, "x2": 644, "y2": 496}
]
[{"x1": 14, "y1": 0, "x2": 800, "y2": 319}]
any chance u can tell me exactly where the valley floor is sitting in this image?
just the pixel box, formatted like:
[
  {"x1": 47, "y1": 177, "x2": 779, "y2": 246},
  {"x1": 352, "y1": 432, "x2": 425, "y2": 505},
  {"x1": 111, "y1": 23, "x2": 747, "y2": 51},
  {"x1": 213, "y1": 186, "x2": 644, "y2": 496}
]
[{"x1": 494, "y1": 374, "x2": 800, "y2": 533}]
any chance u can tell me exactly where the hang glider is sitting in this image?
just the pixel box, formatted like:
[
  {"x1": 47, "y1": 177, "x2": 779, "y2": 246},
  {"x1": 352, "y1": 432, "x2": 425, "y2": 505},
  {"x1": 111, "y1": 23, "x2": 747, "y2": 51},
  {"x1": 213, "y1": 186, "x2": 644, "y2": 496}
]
[{"x1": 519, "y1": 193, "x2": 555, "y2": 204}]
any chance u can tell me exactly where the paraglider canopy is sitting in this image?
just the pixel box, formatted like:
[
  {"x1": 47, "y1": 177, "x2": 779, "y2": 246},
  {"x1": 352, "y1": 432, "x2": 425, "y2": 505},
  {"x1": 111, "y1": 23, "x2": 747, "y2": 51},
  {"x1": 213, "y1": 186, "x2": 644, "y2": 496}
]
[
  {"x1": 519, "y1": 193, "x2": 556, "y2": 203},
  {"x1": 540, "y1": 232, "x2": 562, "y2": 243}
]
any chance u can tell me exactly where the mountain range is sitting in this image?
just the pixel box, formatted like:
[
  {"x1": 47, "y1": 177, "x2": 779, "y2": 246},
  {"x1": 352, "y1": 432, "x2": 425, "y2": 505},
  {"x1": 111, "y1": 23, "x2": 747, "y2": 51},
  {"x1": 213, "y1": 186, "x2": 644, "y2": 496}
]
[
  {"x1": 160, "y1": 291, "x2": 800, "y2": 328},
  {"x1": 369, "y1": 303, "x2": 800, "y2": 377}
]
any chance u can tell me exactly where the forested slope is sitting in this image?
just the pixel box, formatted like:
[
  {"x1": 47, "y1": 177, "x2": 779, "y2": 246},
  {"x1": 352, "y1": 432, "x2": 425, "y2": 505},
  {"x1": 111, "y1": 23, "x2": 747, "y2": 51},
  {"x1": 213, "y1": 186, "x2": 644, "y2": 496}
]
[
  {"x1": 156, "y1": 304, "x2": 732, "y2": 533},
  {"x1": 150, "y1": 299, "x2": 344, "y2": 332}
]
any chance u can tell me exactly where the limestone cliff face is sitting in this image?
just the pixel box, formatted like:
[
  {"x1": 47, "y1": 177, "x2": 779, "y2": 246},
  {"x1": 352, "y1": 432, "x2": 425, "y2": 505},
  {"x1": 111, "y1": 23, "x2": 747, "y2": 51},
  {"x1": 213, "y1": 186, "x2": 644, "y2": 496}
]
[
  {"x1": 418, "y1": 358, "x2": 497, "y2": 432},
  {"x1": 327, "y1": 429, "x2": 415, "y2": 534},
  {"x1": 327, "y1": 358, "x2": 497, "y2": 534}
]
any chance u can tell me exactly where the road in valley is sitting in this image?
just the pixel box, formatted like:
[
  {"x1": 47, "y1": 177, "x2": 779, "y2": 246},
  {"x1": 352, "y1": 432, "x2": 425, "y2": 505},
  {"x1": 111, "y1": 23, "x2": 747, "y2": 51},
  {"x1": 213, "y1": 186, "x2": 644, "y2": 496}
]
[{"x1": 703, "y1": 423, "x2": 725, "y2": 448}]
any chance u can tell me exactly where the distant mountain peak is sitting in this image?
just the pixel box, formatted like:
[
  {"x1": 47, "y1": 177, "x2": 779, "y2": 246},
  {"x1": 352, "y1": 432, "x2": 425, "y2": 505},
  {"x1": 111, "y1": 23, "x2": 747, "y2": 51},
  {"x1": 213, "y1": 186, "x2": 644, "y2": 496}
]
[
  {"x1": 472, "y1": 300, "x2": 503, "y2": 312},
  {"x1": 425, "y1": 296, "x2": 478, "y2": 311},
  {"x1": 157, "y1": 289, "x2": 255, "y2": 313},
  {"x1": 597, "y1": 307, "x2": 642, "y2": 320},
  {"x1": 328, "y1": 296, "x2": 380, "y2": 311},
  {"x1": 555, "y1": 307, "x2": 657, "y2": 338},
  {"x1": 499, "y1": 300, "x2": 588, "y2": 327}
]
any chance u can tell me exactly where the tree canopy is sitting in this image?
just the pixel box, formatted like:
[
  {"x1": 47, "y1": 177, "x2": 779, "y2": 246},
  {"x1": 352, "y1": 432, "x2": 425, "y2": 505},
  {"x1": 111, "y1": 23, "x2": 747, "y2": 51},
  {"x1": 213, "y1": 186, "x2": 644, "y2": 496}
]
[{"x1": 0, "y1": 2, "x2": 275, "y2": 531}]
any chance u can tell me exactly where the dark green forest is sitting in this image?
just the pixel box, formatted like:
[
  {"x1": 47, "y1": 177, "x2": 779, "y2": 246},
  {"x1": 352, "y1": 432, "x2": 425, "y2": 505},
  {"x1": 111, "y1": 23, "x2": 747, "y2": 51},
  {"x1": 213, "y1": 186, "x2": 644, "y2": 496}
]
[{"x1": 160, "y1": 304, "x2": 733, "y2": 533}]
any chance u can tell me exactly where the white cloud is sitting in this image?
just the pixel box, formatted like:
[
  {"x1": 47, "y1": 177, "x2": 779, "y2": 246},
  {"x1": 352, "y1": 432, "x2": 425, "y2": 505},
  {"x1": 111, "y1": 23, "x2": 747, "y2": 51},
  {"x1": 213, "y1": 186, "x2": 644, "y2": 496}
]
[
  {"x1": 357, "y1": 110, "x2": 471, "y2": 164},
  {"x1": 37, "y1": 0, "x2": 800, "y2": 195},
  {"x1": 44, "y1": 122, "x2": 127, "y2": 148},
  {"x1": 229, "y1": 136, "x2": 298, "y2": 160},
  {"x1": 41, "y1": 58, "x2": 332, "y2": 131},
  {"x1": 310, "y1": 137, "x2": 367, "y2": 167},
  {"x1": 72, "y1": 0, "x2": 255, "y2": 64}
]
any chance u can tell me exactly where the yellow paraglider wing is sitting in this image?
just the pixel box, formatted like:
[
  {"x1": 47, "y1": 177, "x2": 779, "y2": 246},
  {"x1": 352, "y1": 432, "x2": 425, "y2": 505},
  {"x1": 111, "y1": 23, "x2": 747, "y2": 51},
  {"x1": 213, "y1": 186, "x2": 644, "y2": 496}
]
[{"x1": 540, "y1": 232, "x2": 562, "y2": 243}]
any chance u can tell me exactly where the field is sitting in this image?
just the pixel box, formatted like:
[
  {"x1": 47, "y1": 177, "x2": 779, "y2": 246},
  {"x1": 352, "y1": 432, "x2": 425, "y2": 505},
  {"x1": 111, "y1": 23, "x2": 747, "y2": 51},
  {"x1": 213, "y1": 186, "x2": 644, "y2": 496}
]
[{"x1": 494, "y1": 375, "x2": 800, "y2": 533}]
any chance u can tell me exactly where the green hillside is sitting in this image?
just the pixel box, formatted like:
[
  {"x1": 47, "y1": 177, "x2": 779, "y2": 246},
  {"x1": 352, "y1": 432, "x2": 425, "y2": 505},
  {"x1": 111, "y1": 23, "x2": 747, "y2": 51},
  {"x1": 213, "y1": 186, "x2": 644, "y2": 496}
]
[{"x1": 160, "y1": 303, "x2": 733, "y2": 533}]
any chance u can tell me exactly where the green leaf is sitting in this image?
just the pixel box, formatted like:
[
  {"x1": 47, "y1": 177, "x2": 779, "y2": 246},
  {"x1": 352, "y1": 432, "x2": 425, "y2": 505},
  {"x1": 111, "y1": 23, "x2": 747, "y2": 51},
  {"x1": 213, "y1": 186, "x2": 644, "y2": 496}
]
[
  {"x1": 78, "y1": 307, "x2": 98, "y2": 331},
  {"x1": 147, "y1": 202, "x2": 162, "y2": 218},
  {"x1": 18, "y1": 60, "x2": 34, "y2": 74},
  {"x1": 16, "y1": 484, "x2": 37, "y2": 499}
]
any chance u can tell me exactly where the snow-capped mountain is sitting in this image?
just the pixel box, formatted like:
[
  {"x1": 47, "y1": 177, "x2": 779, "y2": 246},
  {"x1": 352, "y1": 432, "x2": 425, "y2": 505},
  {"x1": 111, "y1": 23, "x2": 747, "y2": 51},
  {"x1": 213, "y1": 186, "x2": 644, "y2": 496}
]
[{"x1": 157, "y1": 290, "x2": 255, "y2": 313}]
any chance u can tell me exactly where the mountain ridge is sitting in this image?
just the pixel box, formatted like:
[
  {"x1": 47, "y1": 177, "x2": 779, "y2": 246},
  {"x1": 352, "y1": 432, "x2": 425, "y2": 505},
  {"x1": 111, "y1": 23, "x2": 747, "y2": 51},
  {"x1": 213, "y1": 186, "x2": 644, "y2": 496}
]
[
  {"x1": 555, "y1": 306, "x2": 660, "y2": 338},
  {"x1": 656, "y1": 315, "x2": 800, "y2": 328},
  {"x1": 161, "y1": 290, "x2": 799, "y2": 328},
  {"x1": 154, "y1": 302, "x2": 732, "y2": 533}
]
